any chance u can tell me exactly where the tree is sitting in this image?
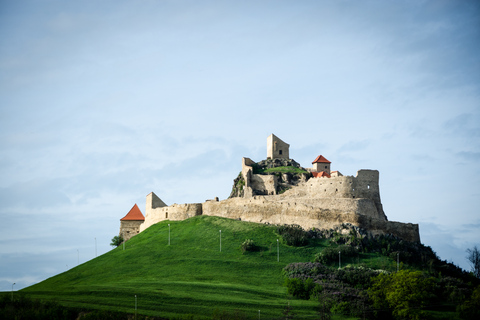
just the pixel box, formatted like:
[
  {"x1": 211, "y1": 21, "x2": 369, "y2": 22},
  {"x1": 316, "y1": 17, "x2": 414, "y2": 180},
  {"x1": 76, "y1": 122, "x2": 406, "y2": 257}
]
[
  {"x1": 466, "y1": 246, "x2": 480, "y2": 278},
  {"x1": 457, "y1": 285, "x2": 480, "y2": 320},
  {"x1": 110, "y1": 235, "x2": 124, "y2": 247},
  {"x1": 368, "y1": 270, "x2": 435, "y2": 320},
  {"x1": 284, "y1": 277, "x2": 315, "y2": 300}
]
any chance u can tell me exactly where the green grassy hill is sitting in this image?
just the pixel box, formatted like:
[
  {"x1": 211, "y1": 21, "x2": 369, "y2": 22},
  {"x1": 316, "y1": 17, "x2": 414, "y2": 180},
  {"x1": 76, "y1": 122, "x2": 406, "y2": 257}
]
[
  {"x1": 21, "y1": 216, "x2": 334, "y2": 319},
  {"x1": 16, "y1": 216, "x2": 477, "y2": 319}
]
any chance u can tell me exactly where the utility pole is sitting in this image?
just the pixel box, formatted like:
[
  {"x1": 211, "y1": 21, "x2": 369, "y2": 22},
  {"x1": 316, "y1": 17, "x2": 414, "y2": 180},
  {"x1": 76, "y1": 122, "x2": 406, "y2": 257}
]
[
  {"x1": 77, "y1": 249, "x2": 79, "y2": 265},
  {"x1": 95, "y1": 237, "x2": 97, "y2": 257},
  {"x1": 11, "y1": 283, "x2": 15, "y2": 300},
  {"x1": 123, "y1": 232, "x2": 125, "y2": 251},
  {"x1": 277, "y1": 239, "x2": 279, "y2": 262},
  {"x1": 219, "y1": 230, "x2": 222, "y2": 252},
  {"x1": 339, "y1": 251, "x2": 341, "y2": 269},
  {"x1": 135, "y1": 295, "x2": 137, "y2": 320},
  {"x1": 168, "y1": 224, "x2": 170, "y2": 245}
]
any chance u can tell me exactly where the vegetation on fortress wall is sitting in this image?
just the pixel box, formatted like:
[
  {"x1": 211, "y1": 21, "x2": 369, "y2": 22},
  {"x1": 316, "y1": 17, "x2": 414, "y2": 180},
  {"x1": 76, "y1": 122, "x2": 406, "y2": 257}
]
[
  {"x1": 252, "y1": 165, "x2": 308, "y2": 175},
  {"x1": 228, "y1": 172, "x2": 245, "y2": 198},
  {"x1": 229, "y1": 158, "x2": 311, "y2": 198}
]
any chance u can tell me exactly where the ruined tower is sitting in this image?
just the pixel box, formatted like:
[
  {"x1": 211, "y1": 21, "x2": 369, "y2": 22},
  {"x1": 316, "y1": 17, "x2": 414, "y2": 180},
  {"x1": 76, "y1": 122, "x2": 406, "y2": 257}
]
[{"x1": 267, "y1": 134, "x2": 290, "y2": 159}]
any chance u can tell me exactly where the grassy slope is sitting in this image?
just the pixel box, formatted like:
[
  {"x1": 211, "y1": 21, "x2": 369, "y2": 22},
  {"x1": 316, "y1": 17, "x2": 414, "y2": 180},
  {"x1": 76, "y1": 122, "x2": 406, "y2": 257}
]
[{"x1": 22, "y1": 216, "x2": 343, "y2": 319}]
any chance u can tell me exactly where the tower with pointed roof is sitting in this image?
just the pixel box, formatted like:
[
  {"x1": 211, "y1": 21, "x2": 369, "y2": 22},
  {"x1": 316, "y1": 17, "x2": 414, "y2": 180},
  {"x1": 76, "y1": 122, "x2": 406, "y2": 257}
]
[
  {"x1": 119, "y1": 204, "x2": 145, "y2": 241},
  {"x1": 312, "y1": 155, "x2": 331, "y2": 175},
  {"x1": 267, "y1": 134, "x2": 290, "y2": 159},
  {"x1": 116, "y1": 134, "x2": 420, "y2": 243}
]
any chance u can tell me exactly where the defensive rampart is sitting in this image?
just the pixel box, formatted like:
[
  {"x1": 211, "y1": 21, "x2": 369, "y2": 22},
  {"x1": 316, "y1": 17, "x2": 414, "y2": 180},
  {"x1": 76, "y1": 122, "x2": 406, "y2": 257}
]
[
  {"x1": 139, "y1": 170, "x2": 420, "y2": 242},
  {"x1": 140, "y1": 192, "x2": 202, "y2": 232}
]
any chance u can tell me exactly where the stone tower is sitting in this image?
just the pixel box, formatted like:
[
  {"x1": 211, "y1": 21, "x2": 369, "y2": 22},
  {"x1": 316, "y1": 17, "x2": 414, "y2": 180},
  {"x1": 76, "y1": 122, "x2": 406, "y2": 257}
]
[
  {"x1": 312, "y1": 155, "x2": 331, "y2": 175},
  {"x1": 267, "y1": 134, "x2": 290, "y2": 159},
  {"x1": 119, "y1": 204, "x2": 145, "y2": 241}
]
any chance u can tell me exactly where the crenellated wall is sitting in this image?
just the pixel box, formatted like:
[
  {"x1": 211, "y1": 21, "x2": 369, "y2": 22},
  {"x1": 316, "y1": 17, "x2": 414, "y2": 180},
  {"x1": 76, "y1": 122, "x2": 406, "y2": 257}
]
[
  {"x1": 138, "y1": 169, "x2": 420, "y2": 242},
  {"x1": 140, "y1": 201, "x2": 202, "y2": 232},
  {"x1": 280, "y1": 170, "x2": 387, "y2": 221},
  {"x1": 139, "y1": 192, "x2": 202, "y2": 232}
]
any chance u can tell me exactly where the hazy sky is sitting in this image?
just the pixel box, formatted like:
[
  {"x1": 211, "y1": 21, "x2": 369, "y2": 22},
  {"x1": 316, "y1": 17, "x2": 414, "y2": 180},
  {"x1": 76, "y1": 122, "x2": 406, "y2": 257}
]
[{"x1": 1, "y1": 0, "x2": 479, "y2": 291}]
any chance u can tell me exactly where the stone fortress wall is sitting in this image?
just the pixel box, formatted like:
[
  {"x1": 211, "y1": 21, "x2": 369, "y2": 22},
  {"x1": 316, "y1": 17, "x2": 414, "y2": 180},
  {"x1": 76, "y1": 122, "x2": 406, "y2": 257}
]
[
  {"x1": 128, "y1": 134, "x2": 421, "y2": 243},
  {"x1": 120, "y1": 220, "x2": 144, "y2": 241},
  {"x1": 140, "y1": 192, "x2": 202, "y2": 232}
]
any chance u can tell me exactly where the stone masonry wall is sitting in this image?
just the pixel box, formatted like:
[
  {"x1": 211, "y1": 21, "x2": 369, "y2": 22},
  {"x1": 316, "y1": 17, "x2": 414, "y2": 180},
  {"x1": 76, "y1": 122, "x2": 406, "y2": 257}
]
[
  {"x1": 201, "y1": 196, "x2": 419, "y2": 242},
  {"x1": 280, "y1": 170, "x2": 387, "y2": 221},
  {"x1": 120, "y1": 220, "x2": 143, "y2": 241},
  {"x1": 250, "y1": 174, "x2": 277, "y2": 195},
  {"x1": 140, "y1": 201, "x2": 202, "y2": 232},
  {"x1": 138, "y1": 170, "x2": 419, "y2": 242},
  {"x1": 267, "y1": 134, "x2": 290, "y2": 159}
]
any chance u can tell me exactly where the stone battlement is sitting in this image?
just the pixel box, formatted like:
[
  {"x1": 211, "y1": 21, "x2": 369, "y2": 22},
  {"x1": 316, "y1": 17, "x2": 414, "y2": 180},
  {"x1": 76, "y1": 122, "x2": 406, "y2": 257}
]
[{"x1": 120, "y1": 134, "x2": 421, "y2": 243}]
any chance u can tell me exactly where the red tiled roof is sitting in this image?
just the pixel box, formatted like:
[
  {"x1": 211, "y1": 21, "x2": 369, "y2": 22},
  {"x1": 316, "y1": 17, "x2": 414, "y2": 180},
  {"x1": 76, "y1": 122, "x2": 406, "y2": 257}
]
[
  {"x1": 312, "y1": 155, "x2": 331, "y2": 164},
  {"x1": 120, "y1": 204, "x2": 145, "y2": 221},
  {"x1": 312, "y1": 171, "x2": 331, "y2": 178}
]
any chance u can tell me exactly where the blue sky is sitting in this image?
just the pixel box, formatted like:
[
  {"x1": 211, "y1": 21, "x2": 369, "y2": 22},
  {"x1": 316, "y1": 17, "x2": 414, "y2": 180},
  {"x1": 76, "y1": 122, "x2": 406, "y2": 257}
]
[{"x1": 1, "y1": 0, "x2": 479, "y2": 291}]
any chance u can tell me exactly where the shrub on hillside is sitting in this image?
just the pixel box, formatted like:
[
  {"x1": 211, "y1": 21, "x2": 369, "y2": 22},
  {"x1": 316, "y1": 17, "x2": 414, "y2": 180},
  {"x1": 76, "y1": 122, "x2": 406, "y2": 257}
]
[
  {"x1": 457, "y1": 285, "x2": 480, "y2": 320},
  {"x1": 0, "y1": 294, "x2": 74, "y2": 320},
  {"x1": 283, "y1": 263, "x2": 373, "y2": 316},
  {"x1": 277, "y1": 224, "x2": 309, "y2": 246},
  {"x1": 110, "y1": 235, "x2": 124, "y2": 247},
  {"x1": 368, "y1": 270, "x2": 436, "y2": 320},
  {"x1": 240, "y1": 239, "x2": 258, "y2": 253},
  {"x1": 284, "y1": 277, "x2": 317, "y2": 300},
  {"x1": 314, "y1": 245, "x2": 358, "y2": 265}
]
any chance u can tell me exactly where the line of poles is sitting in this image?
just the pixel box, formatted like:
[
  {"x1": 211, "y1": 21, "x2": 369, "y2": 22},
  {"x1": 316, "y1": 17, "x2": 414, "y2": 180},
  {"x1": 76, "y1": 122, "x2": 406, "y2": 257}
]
[
  {"x1": 74, "y1": 231, "x2": 401, "y2": 281},
  {"x1": 155, "y1": 225, "x2": 282, "y2": 261}
]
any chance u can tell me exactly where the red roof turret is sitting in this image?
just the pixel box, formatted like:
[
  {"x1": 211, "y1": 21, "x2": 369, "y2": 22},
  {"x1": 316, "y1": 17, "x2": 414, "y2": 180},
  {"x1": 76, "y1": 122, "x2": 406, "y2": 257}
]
[
  {"x1": 120, "y1": 204, "x2": 145, "y2": 221},
  {"x1": 312, "y1": 171, "x2": 331, "y2": 178},
  {"x1": 312, "y1": 155, "x2": 331, "y2": 164}
]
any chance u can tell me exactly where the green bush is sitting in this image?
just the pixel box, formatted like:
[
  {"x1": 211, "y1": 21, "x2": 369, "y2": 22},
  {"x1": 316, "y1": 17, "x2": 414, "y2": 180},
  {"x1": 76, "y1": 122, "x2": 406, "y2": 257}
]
[
  {"x1": 240, "y1": 239, "x2": 258, "y2": 253},
  {"x1": 457, "y1": 285, "x2": 480, "y2": 320},
  {"x1": 368, "y1": 270, "x2": 436, "y2": 320},
  {"x1": 330, "y1": 301, "x2": 350, "y2": 315},
  {"x1": 285, "y1": 277, "x2": 316, "y2": 300},
  {"x1": 314, "y1": 245, "x2": 358, "y2": 265},
  {"x1": 277, "y1": 224, "x2": 309, "y2": 247},
  {"x1": 110, "y1": 235, "x2": 124, "y2": 247}
]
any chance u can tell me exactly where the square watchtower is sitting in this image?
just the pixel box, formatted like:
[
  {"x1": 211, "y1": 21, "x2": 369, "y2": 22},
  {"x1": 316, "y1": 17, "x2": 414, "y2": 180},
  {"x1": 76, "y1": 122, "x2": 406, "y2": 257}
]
[{"x1": 267, "y1": 134, "x2": 290, "y2": 159}]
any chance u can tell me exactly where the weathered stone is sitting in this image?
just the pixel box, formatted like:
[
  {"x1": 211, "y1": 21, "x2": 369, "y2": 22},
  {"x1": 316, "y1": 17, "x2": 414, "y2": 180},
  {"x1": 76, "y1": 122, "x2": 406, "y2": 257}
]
[
  {"x1": 127, "y1": 134, "x2": 420, "y2": 243},
  {"x1": 267, "y1": 134, "x2": 290, "y2": 159}
]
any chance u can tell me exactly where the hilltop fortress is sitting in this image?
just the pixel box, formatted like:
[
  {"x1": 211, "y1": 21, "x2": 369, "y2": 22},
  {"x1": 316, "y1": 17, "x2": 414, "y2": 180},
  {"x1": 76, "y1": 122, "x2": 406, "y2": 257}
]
[{"x1": 119, "y1": 134, "x2": 420, "y2": 242}]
